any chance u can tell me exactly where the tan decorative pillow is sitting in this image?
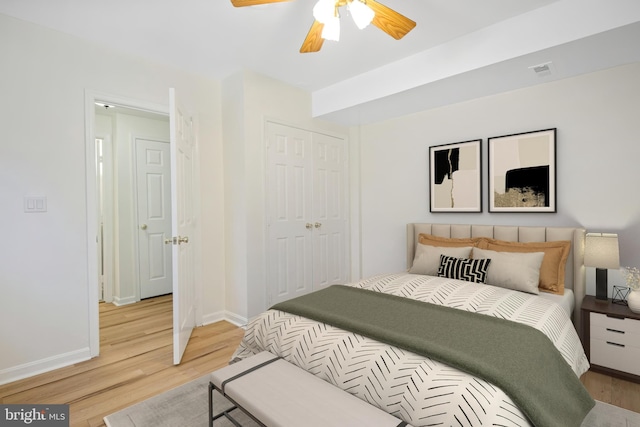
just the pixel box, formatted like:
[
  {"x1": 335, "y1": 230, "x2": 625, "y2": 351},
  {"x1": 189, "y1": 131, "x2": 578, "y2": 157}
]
[
  {"x1": 472, "y1": 248, "x2": 544, "y2": 294},
  {"x1": 476, "y1": 238, "x2": 571, "y2": 294},
  {"x1": 410, "y1": 244, "x2": 473, "y2": 276},
  {"x1": 418, "y1": 233, "x2": 484, "y2": 248}
]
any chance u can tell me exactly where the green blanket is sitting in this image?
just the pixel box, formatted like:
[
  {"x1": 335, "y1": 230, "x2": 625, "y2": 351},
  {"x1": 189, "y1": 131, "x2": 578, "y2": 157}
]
[{"x1": 272, "y1": 285, "x2": 594, "y2": 427}]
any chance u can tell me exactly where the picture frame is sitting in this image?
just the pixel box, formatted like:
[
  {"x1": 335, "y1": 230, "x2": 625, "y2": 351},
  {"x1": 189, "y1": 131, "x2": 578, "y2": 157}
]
[
  {"x1": 488, "y1": 128, "x2": 556, "y2": 213},
  {"x1": 429, "y1": 139, "x2": 482, "y2": 212}
]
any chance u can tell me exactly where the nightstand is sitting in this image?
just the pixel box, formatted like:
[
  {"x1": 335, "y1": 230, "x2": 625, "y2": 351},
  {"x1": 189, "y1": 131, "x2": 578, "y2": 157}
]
[{"x1": 581, "y1": 295, "x2": 640, "y2": 383}]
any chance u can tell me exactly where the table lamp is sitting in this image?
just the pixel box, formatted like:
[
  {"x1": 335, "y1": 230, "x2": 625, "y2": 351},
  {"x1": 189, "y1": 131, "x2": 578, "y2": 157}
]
[{"x1": 584, "y1": 233, "x2": 620, "y2": 300}]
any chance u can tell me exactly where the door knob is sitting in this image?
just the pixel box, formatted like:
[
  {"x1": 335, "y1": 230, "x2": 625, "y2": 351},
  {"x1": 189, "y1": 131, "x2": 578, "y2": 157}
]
[
  {"x1": 165, "y1": 237, "x2": 176, "y2": 245},
  {"x1": 178, "y1": 236, "x2": 189, "y2": 244},
  {"x1": 305, "y1": 223, "x2": 313, "y2": 229},
  {"x1": 314, "y1": 222, "x2": 322, "y2": 228},
  {"x1": 140, "y1": 224, "x2": 148, "y2": 230}
]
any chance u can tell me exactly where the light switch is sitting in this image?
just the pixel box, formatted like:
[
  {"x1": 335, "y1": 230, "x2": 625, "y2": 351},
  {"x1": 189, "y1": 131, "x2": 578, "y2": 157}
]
[{"x1": 24, "y1": 196, "x2": 47, "y2": 213}]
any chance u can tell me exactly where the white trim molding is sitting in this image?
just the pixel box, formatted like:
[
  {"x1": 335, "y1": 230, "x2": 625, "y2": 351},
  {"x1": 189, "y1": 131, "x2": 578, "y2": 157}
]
[
  {"x1": 0, "y1": 348, "x2": 91, "y2": 386},
  {"x1": 202, "y1": 311, "x2": 248, "y2": 329}
]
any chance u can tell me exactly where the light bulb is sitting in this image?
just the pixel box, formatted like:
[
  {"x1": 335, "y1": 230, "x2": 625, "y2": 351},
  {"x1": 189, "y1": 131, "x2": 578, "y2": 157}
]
[
  {"x1": 348, "y1": 0, "x2": 374, "y2": 30},
  {"x1": 313, "y1": 0, "x2": 335, "y2": 24},
  {"x1": 321, "y1": 15, "x2": 340, "y2": 41}
]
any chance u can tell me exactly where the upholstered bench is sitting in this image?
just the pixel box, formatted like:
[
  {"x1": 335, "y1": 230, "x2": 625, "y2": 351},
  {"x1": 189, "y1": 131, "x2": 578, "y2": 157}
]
[{"x1": 209, "y1": 351, "x2": 409, "y2": 427}]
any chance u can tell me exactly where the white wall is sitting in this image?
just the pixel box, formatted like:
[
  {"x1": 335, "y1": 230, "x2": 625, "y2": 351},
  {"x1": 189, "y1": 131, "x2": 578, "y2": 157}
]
[
  {"x1": 0, "y1": 13, "x2": 224, "y2": 383},
  {"x1": 222, "y1": 71, "x2": 349, "y2": 321},
  {"x1": 357, "y1": 63, "x2": 640, "y2": 295}
]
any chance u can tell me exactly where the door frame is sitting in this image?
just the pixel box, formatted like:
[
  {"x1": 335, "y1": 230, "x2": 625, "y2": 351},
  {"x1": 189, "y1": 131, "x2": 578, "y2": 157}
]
[{"x1": 84, "y1": 90, "x2": 171, "y2": 357}]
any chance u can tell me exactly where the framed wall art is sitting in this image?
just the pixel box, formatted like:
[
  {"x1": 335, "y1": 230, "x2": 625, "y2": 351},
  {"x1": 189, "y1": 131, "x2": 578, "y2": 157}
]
[
  {"x1": 429, "y1": 139, "x2": 482, "y2": 212},
  {"x1": 488, "y1": 128, "x2": 556, "y2": 213}
]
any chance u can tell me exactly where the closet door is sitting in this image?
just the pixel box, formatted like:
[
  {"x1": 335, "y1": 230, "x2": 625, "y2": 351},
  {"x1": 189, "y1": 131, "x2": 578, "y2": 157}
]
[
  {"x1": 266, "y1": 122, "x2": 348, "y2": 305},
  {"x1": 266, "y1": 122, "x2": 314, "y2": 305},
  {"x1": 312, "y1": 132, "x2": 348, "y2": 291}
]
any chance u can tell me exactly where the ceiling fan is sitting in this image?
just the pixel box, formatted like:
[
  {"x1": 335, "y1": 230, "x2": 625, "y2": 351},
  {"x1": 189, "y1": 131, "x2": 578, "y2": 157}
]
[{"x1": 230, "y1": 0, "x2": 416, "y2": 53}]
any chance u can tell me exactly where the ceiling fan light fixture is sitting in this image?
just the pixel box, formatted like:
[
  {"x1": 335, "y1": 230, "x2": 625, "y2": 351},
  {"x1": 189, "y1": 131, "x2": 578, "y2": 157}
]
[
  {"x1": 313, "y1": 0, "x2": 336, "y2": 24},
  {"x1": 321, "y1": 15, "x2": 341, "y2": 41},
  {"x1": 348, "y1": 0, "x2": 375, "y2": 30}
]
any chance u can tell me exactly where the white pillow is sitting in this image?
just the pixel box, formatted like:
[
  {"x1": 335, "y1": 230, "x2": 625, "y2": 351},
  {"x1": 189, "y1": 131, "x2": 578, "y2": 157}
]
[
  {"x1": 409, "y1": 245, "x2": 473, "y2": 276},
  {"x1": 472, "y1": 247, "x2": 545, "y2": 294}
]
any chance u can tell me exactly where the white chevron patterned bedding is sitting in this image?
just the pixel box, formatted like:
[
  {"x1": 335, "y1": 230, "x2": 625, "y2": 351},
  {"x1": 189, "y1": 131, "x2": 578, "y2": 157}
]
[{"x1": 233, "y1": 273, "x2": 591, "y2": 427}]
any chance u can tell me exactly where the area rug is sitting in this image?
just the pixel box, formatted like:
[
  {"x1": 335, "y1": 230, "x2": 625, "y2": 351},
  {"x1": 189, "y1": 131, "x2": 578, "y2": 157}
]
[
  {"x1": 104, "y1": 374, "x2": 640, "y2": 427},
  {"x1": 103, "y1": 375, "x2": 258, "y2": 427}
]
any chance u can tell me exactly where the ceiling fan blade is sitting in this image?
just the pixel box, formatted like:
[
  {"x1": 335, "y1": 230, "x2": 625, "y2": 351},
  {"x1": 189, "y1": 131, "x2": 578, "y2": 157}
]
[
  {"x1": 300, "y1": 20, "x2": 325, "y2": 53},
  {"x1": 367, "y1": 0, "x2": 416, "y2": 40},
  {"x1": 231, "y1": 0, "x2": 292, "y2": 7}
]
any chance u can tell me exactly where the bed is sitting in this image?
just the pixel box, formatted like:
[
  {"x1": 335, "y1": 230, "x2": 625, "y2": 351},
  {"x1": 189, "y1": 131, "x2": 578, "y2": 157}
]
[{"x1": 232, "y1": 223, "x2": 593, "y2": 427}]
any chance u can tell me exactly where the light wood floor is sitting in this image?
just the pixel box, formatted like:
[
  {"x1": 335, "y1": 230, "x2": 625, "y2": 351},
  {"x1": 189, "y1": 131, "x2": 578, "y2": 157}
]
[
  {"x1": 0, "y1": 295, "x2": 638, "y2": 427},
  {"x1": 0, "y1": 295, "x2": 244, "y2": 426}
]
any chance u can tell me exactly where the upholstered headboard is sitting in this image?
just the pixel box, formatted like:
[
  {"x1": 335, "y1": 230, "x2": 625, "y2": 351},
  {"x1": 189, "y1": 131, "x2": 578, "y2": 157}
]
[{"x1": 406, "y1": 223, "x2": 586, "y2": 327}]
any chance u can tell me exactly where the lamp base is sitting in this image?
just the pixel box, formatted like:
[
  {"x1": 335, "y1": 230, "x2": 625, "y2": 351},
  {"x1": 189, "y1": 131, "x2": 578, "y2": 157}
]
[{"x1": 595, "y1": 268, "x2": 609, "y2": 300}]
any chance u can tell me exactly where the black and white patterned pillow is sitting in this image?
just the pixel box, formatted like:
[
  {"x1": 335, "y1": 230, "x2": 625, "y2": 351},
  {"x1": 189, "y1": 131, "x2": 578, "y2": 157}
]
[{"x1": 438, "y1": 255, "x2": 491, "y2": 284}]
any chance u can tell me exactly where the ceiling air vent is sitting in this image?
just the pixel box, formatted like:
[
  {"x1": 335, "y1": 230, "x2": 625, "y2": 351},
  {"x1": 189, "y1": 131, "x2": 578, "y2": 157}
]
[{"x1": 529, "y1": 61, "x2": 553, "y2": 77}]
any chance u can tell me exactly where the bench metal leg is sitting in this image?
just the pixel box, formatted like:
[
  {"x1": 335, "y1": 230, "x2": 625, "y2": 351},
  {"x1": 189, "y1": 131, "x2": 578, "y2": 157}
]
[
  {"x1": 209, "y1": 381, "x2": 268, "y2": 427},
  {"x1": 208, "y1": 381, "x2": 214, "y2": 427},
  {"x1": 209, "y1": 381, "x2": 262, "y2": 427},
  {"x1": 210, "y1": 381, "x2": 242, "y2": 427}
]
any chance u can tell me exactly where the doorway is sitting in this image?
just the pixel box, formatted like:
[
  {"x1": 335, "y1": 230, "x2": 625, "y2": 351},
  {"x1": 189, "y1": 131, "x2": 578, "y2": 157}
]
[
  {"x1": 85, "y1": 91, "x2": 174, "y2": 358},
  {"x1": 94, "y1": 104, "x2": 172, "y2": 305}
]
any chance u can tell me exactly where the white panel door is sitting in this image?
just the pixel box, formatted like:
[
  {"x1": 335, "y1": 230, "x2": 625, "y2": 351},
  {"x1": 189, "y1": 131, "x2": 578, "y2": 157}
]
[
  {"x1": 312, "y1": 132, "x2": 347, "y2": 290},
  {"x1": 135, "y1": 138, "x2": 173, "y2": 299},
  {"x1": 169, "y1": 88, "x2": 197, "y2": 365},
  {"x1": 266, "y1": 122, "x2": 348, "y2": 305},
  {"x1": 266, "y1": 122, "x2": 314, "y2": 305}
]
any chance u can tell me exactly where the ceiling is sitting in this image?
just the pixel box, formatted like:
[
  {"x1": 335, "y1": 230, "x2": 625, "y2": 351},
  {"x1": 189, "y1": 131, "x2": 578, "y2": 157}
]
[{"x1": 1, "y1": 0, "x2": 639, "y2": 125}]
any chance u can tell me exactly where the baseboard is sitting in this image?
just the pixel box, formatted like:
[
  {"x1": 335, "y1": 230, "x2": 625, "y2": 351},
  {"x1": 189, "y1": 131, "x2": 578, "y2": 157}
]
[
  {"x1": 112, "y1": 295, "x2": 137, "y2": 306},
  {"x1": 202, "y1": 311, "x2": 247, "y2": 328},
  {"x1": 0, "y1": 347, "x2": 91, "y2": 386}
]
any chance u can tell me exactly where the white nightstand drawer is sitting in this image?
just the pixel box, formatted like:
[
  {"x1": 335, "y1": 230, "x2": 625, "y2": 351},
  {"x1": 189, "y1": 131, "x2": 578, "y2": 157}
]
[
  {"x1": 591, "y1": 312, "x2": 640, "y2": 334},
  {"x1": 591, "y1": 337, "x2": 640, "y2": 376},
  {"x1": 591, "y1": 322, "x2": 640, "y2": 346}
]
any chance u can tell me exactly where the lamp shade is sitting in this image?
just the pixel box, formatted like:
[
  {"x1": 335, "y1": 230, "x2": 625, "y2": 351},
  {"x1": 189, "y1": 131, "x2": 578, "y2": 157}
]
[
  {"x1": 321, "y1": 15, "x2": 340, "y2": 41},
  {"x1": 313, "y1": 0, "x2": 335, "y2": 24},
  {"x1": 584, "y1": 233, "x2": 620, "y2": 269},
  {"x1": 348, "y1": 0, "x2": 375, "y2": 29}
]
